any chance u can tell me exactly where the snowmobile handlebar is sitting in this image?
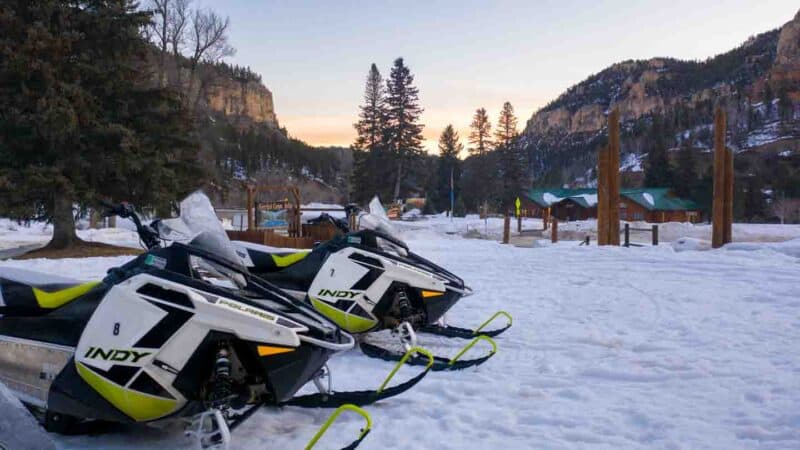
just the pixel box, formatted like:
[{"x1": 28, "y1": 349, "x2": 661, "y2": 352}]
[{"x1": 98, "y1": 200, "x2": 161, "y2": 249}]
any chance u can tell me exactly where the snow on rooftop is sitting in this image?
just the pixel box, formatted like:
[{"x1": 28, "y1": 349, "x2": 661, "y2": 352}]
[
  {"x1": 574, "y1": 193, "x2": 598, "y2": 206},
  {"x1": 542, "y1": 192, "x2": 563, "y2": 205},
  {"x1": 643, "y1": 192, "x2": 655, "y2": 206}
]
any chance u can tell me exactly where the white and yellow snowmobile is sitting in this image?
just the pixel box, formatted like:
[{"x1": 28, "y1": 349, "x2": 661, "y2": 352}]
[{"x1": 234, "y1": 198, "x2": 511, "y2": 371}]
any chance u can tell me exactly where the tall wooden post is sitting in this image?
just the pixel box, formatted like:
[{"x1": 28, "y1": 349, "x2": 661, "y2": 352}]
[
  {"x1": 502, "y1": 212, "x2": 510, "y2": 244},
  {"x1": 712, "y1": 106, "x2": 729, "y2": 248},
  {"x1": 551, "y1": 218, "x2": 558, "y2": 243},
  {"x1": 608, "y1": 108, "x2": 621, "y2": 245},
  {"x1": 724, "y1": 146, "x2": 734, "y2": 244},
  {"x1": 597, "y1": 145, "x2": 609, "y2": 245},
  {"x1": 246, "y1": 185, "x2": 255, "y2": 231},
  {"x1": 517, "y1": 214, "x2": 522, "y2": 233}
]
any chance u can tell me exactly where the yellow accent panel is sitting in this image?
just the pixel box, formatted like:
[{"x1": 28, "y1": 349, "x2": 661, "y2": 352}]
[
  {"x1": 33, "y1": 281, "x2": 101, "y2": 309},
  {"x1": 76, "y1": 362, "x2": 178, "y2": 422},
  {"x1": 257, "y1": 345, "x2": 295, "y2": 357},
  {"x1": 271, "y1": 252, "x2": 309, "y2": 268},
  {"x1": 310, "y1": 297, "x2": 377, "y2": 334},
  {"x1": 421, "y1": 290, "x2": 444, "y2": 298}
]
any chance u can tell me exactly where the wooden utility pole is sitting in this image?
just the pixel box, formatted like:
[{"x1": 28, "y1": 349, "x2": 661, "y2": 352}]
[
  {"x1": 608, "y1": 108, "x2": 621, "y2": 245},
  {"x1": 597, "y1": 107, "x2": 621, "y2": 246},
  {"x1": 724, "y1": 145, "x2": 734, "y2": 244},
  {"x1": 712, "y1": 106, "x2": 733, "y2": 248},
  {"x1": 597, "y1": 145, "x2": 609, "y2": 245},
  {"x1": 246, "y1": 185, "x2": 255, "y2": 231},
  {"x1": 502, "y1": 212, "x2": 510, "y2": 244}
]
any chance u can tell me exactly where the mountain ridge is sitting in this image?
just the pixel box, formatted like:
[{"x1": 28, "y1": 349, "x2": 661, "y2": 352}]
[{"x1": 520, "y1": 9, "x2": 800, "y2": 186}]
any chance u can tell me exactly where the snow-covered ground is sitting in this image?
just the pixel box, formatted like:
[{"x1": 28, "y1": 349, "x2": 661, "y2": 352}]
[
  {"x1": 0, "y1": 218, "x2": 142, "y2": 251},
  {"x1": 1, "y1": 216, "x2": 800, "y2": 449}
]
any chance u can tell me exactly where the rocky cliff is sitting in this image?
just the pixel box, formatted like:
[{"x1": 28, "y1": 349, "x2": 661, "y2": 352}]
[
  {"x1": 521, "y1": 9, "x2": 800, "y2": 185},
  {"x1": 204, "y1": 76, "x2": 278, "y2": 127}
]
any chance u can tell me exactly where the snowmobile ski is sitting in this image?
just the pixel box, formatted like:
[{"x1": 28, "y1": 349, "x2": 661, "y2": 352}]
[
  {"x1": 419, "y1": 311, "x2": 513, "y2": 339},
  {"x1": 306, "y1": 404, "x2": 372, "y2": 450},
  {"x1": 283, "y1": 346, "x2": 434, "y2": 408},
  {"x1": 360, "y1": 334, "x2": 497, "y2": 371},
  {"x1": 217, "y1": 403, "x2": 373, "y2": 450}
]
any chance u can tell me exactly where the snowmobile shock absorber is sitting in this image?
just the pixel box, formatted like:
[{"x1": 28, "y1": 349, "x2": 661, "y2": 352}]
[
  {"x1": 395, "y1": 287, "x2": 412, "y2": 318},
  {"x1": 394, "y1": 287, "x2": 426, "y2": 325},
  {"x1": 208, "y1": 344, "x2": 234, "y2": 411}
]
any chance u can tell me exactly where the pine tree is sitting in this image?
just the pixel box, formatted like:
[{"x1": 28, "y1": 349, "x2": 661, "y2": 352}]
[
  {"x1": 673, "y1": 138, "x2": 696, "y2": 198},
  {"x1": 494, "y1": 101, "x2": 518, "y2": 148},
  {"x1": 495, "y1": 102, "x2": 525, "y2": 210},
  {"x1": 354, "y1": 64, "x2": 387, "y2": 152},
  {"x1": 351, "y1": 64, "x2": 389, "y2": 203},
  {"x1": 0, "y1": 0, "x2": 202, "y2": 249},
  {"x1": 384, "y1": 58, "x2": 425, "y2": 201},
  {"x1": 468, "y1": 108, "x2": 493, "y2": 156},
  {"x1": 644, "y1": 115, "x2": 672, "y2": 188},
  {"x1": 434, "y1": 125, "x2": 463, "y2": 212}
]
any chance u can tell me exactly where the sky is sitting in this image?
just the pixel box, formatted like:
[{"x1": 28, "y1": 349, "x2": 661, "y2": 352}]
[{"x1": 203, "y1": 0, "x2": 799, "y2": 153}]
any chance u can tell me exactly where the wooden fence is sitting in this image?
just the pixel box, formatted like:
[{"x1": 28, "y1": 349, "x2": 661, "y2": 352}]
[{"x1": 226, "y1": 229, "x2": 316, "y2": 249}]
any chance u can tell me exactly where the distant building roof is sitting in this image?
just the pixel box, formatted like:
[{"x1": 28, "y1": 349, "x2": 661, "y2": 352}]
[
  {"x1": 620, "y1": 188, "x2": 700, "y2": 211},
  {"x1": 526, "y1": 188, "x2": 596, "y2": 208},
  {"x1": 525, "y1": 187, "x2": 699, "y2": 211}
]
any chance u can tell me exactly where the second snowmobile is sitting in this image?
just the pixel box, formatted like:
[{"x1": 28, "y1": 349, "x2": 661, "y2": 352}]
[{"x1": 234, "y1": 199, "x2": 512, "y2": 370}]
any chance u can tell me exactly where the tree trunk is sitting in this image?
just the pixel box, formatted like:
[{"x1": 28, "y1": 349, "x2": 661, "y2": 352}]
[
  {"x1": 393, "y1": 158, "x2": 404, "y2": 201},
  {"x1": 49, "y1": 193, "x2": 78, "y2": 249}
]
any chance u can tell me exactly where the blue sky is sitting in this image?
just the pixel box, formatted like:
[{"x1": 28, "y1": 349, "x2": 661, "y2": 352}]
[{"x1": 202, "y1": 0, "x2": 799, "y2": 152}]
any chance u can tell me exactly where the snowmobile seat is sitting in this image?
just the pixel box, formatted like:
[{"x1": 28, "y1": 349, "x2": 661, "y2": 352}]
[
  {"x1": 249, "y1": 250, "x2": 310, "y2": 274},
  {"x1": 0, "y1": 268, "x2": 101, "y2": 315},
  {"x1": 258, "y1": 249, "x2": 327, "y2": 293}
]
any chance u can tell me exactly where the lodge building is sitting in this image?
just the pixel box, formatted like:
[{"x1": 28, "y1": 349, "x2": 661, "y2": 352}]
[{"x1": 520, "y1": 188, "x2": 701, "y2": 224}]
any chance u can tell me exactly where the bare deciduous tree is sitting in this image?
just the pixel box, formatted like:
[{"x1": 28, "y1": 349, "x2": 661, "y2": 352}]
[
  {"x1": 168, "y1": 0, "x2": 191, "y2": 88},
  {"x1": 148, "y1": 0, "x2": 170, "y2": 86},
  {"x1": 771, "y1": 195, "x2": 800, "y2": 224},
  {"x1": 189, "y1": 9, "x2": 235, "y2": 112}
]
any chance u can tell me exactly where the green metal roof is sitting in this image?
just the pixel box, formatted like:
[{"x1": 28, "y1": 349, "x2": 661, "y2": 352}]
[
  {"x1": 619, "y1": 188, "x2": 700, "y2": 211},
  {"x1": 525, "y1": 187, "x2": 699, "y2": 211}
]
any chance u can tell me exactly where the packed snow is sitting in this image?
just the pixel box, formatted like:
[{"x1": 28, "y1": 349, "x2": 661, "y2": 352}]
[{"x1": 1, "y1": 216, "x2": 800, "y2": 449}]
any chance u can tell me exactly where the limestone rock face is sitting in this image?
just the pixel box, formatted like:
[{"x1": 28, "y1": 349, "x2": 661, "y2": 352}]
[
  {"x1": 206, "y1": 78, "x2": 277, "y2": 126},
  {"x1": 776, "y1": 9, "x2": 800, "y2": 66}
]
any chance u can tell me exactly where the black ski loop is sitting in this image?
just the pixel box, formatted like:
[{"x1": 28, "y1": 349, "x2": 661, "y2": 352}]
[
  {"x1": 419, "y1": 323, "x2": 511, "y2": 339},
  {"x1": 340, "y1": 429, "x2": 370, "y2": 450},
  {"x1": 419, "y1": 311, "x2": 513, "y2": 339},
  {"x1": 281, "y1": 346, "x2": 435, "y2": 408},
  {"x1": 359, "y1": 334, "x2": 498, "y2": 372}
]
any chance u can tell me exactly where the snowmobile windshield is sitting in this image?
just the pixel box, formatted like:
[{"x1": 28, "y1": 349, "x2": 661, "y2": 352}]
[
  {"x1": 157, "y1": 191, "x2": 246, "y2": 272},
  {"x1": 358, "y1": 196, "x2": 408, "y2": 256}
]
